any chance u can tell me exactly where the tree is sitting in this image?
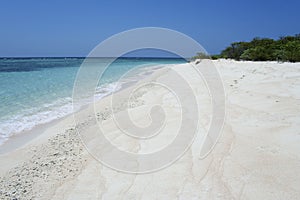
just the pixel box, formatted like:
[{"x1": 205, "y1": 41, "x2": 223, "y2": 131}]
[
  {"x1": 284, "y1": 40, "x2": 300, "y2": 62},
  {"x1": 210, "y1": 34, "x2": 300, "y2": 62}
]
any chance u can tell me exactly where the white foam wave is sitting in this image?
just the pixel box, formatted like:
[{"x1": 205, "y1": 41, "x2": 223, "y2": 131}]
[
  {"x1": 0, "y1": 82, "x2": 123, "y2": 146},
  {"x1": 0, "y1": 64, "x2": 167, "y2": 146}
]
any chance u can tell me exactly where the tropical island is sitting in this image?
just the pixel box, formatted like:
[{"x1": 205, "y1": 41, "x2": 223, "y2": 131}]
[{"x1": 1, "y1": 0, "x2": 300, "y2": 199}]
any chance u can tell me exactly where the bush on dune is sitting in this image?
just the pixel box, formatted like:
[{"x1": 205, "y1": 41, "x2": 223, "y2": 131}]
[{"x1": 193, "y1": 34, "x2": 300, "y2": 62}]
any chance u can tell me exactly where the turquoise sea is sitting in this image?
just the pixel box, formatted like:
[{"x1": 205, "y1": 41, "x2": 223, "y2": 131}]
[{"x1": 0, "y1": 57, "x2": 186, "y2": 145}]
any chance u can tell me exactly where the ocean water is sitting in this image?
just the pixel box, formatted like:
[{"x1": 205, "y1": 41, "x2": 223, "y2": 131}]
[{"x1": 0, "y1": 57, "x2": 186, "y2": 145}]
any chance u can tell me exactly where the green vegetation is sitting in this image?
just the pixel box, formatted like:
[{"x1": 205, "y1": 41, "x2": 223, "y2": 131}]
[
  {"x1": 192, "y1": 34, "x2": 300, "y2": 62},
  {"x1": 191, "y1": 52, "x2": 211, "y2": 60}
]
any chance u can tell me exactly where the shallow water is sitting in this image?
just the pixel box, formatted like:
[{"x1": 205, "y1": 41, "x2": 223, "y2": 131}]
[{"x1": 0, "y1": 57, "x2": 186, "y2": 145}]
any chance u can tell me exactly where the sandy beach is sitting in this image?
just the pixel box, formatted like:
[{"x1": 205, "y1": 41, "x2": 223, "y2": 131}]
[{"x1": 0, "y1": 60, "x2": 300, "y2": 199}]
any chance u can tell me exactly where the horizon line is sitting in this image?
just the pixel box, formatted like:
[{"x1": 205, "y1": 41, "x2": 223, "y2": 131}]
[{"x1": 0, "y1": 56, "x2": 189, "y2": 59}]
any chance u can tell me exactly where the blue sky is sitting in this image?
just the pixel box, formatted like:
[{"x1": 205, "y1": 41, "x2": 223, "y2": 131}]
[{"x1": 0, "y1": 0, "x2": 299, "y2": 57}]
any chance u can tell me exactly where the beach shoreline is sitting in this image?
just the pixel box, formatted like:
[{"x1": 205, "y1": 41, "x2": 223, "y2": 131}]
[
  {"x1": 0, "y1": 62, "x2": 168, "y2": 154},
  {"x1": 1, "y1": 60, "x2": 300, "y2": 199}
]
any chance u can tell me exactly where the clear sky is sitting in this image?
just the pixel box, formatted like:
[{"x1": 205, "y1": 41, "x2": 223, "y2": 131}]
[{"x1": 1, "y1": 0, "x2": 299, "y2": 57}]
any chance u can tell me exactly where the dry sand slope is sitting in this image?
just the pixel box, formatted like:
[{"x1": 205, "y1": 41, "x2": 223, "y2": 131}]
[{"x1": 0, "y1": 60, "x2": 300, "y2": 200}]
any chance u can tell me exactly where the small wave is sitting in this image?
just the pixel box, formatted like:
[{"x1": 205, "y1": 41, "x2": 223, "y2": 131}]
[
  {"x1": 0, "y1": 98, "x2": 73, "y2": 145},
  {"x1": 95, "y1": 82, "x2": 122, "y2": 100},
  {"x1": 0, "y1": 82, "x2": 123, "y2": 146},
  {"x1": 0, "y1": 63, "x2": 167, "y2": 146}
]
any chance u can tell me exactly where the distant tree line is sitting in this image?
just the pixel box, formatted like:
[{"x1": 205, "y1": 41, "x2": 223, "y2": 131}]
[{"x1": 192, "y1": 34, "x2": 300, "y2": 62}]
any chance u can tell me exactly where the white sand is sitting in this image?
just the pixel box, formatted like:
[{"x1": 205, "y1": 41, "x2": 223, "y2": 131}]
[{"x1": 0, "y1": 60, "x2": 300, "y2": 199}]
